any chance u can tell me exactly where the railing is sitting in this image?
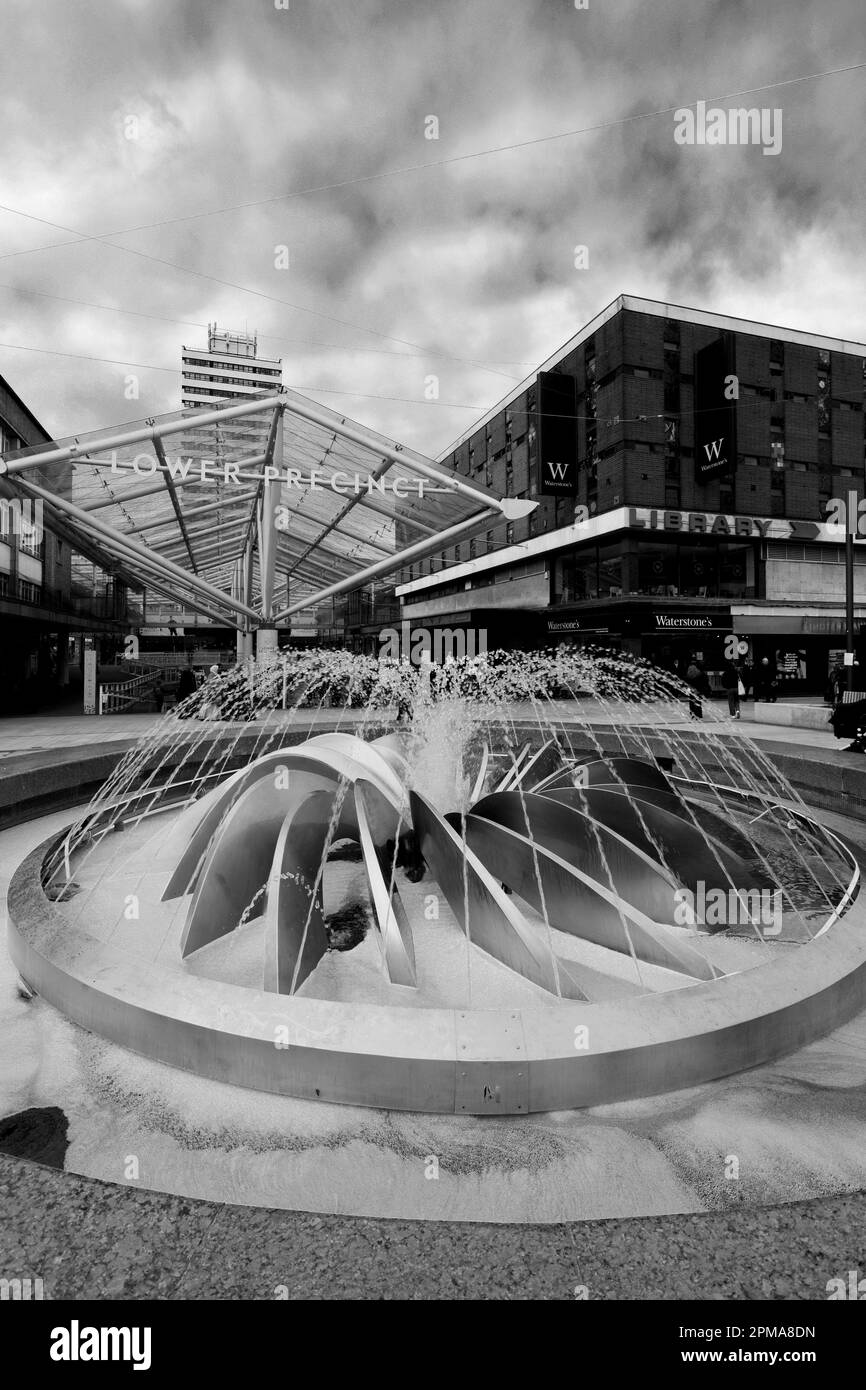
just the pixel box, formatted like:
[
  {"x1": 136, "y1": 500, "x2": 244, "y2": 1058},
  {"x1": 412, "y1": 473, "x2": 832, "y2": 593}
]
[
  {"x1": 121, "y1": 650, "x2": 234, "y2": 669},
  {"x1": 99, "y1": 668, "x2": 181, "y2": 713},
  {"x1": 99, "y1": 670, "x2": 160, "y2": 714}
]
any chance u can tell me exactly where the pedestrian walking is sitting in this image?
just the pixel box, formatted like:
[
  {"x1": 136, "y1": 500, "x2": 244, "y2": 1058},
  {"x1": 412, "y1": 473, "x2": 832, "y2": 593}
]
[
  {"x1": 175, "y1": 665, "x2": 197, "y2": 718},
  {"x1": 685, "y1": 658, "x2": 706, "y2": 720},
  {"x1": 721, "y1": 659, "x2": 741, "y2": 718}
]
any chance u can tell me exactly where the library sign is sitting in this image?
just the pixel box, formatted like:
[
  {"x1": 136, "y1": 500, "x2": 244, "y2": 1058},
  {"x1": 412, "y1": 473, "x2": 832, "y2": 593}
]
[{"x1": 627, "y1": 507, "x2": 820, "y2": 541}]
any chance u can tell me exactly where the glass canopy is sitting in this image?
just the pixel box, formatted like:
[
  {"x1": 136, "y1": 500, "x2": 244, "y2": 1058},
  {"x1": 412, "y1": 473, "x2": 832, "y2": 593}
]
[{"x1": 0, "y1": 386, "x2": 533, "y2": 630}]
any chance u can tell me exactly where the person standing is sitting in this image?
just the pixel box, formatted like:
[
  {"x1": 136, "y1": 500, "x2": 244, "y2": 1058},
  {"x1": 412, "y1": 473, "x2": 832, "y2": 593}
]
[
  {"x1": 175, "y1": 665, "x2": 197, "y2": 718},
  {"x1": 721, "y1": 659, "x2": 741, "y2": 718},
  {"x1": 755, "y1": 656, "x2": 771, "y2": 702},
  {"x1": 685, "y1": 657, "x2": 704, "y2": 720}
]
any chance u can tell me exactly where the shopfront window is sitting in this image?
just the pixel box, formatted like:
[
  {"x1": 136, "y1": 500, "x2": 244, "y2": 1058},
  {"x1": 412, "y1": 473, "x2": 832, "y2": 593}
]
[
  {"x1": 553, "y1": 536, "x2": 755, "y2": 605},
  {"x1": 636, "y1": 538, "x2": 755, "y2": 599},
  {"x1": 680, "y1": 545, "x2": 718, "y2": 597},
  {"x1": 638, "y1": 542, "x2": 679, "y2": 596},
  {"x1": 553, "y1": 549, "x2": 598, "y2": 602},
  {"x1": 598, "y1": 542, "x2": 623, "y2": 597},
  {"x1": 718, "y1": 544, "x2": 754, "y2": 598}
]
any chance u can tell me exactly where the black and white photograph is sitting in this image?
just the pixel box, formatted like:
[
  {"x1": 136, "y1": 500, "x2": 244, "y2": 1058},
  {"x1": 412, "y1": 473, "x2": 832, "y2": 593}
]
[{"x1": 1, "y1": 0, "x2": 865, "y2": 1347}]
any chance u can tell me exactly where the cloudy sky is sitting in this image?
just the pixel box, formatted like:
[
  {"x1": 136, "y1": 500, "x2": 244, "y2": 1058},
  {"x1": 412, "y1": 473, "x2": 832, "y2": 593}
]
[{"x1": 1, "y1": 0, "x2": 864, "y2": 457}]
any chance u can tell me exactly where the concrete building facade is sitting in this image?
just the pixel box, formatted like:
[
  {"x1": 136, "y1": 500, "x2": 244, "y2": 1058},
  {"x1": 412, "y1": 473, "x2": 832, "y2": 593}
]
[
  {"x1": 181, "y1": 325, "x2": 282, "y2": 410},
  {"x1": 0, "y1": 374, "x2": 142, "y2": 711}
]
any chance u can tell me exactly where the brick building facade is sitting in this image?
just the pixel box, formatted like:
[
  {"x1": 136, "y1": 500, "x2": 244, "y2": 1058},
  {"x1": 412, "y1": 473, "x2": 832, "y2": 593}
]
[{"x1": 395, "y1": 296, "x2": 866, "y2": 693}]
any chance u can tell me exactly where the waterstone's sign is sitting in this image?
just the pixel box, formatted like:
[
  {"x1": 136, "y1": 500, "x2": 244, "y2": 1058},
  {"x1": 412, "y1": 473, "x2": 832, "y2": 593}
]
[
  {"x1": 694, "y1": 335, "x2": 737, "y2": 481},
  {"x1": 652, "y1": 613, "x2": 716, "y2": 630},
  {"x1": 547, "y1": 618, "x2": 610, "y2": 634},
  {"x1": 537, "y1": 371, "x2": 578, "y2": 495}
]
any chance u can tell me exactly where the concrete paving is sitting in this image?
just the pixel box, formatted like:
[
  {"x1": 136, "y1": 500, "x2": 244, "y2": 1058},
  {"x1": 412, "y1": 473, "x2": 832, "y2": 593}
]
[
  {"x1": 0, "y1": 1150, "x2": 861, "y2": 1299},
  {"x1": 0, "y1": 701, "x2": 861, "y2": 1300},
  {"x1": 0, "y1": 700, "x2": 843, "y2": 754}
]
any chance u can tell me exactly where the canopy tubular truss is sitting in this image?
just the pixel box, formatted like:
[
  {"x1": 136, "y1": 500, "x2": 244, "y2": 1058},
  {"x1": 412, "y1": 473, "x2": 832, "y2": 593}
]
[{"x1": 0, "y1": 387, "x2": 536, "y2": 632}]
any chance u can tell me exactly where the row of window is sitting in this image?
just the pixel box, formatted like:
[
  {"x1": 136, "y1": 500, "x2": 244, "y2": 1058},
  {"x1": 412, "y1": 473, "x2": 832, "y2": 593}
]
[
  {"x1": 0, "y1": 573, "x2": 41, "y2": 603},
  {"x1": 0, "y1": 422, "x2": 25, "y2": 454},
  {"x1": 182, "y1": 372, "x2": 282, "y2": 386},
  {"x1": 182, "y1": 358, "x2": 281, "y2": 376},
  {"x1": 181, "y1": 386, "x2": 278, "y2": 400}
]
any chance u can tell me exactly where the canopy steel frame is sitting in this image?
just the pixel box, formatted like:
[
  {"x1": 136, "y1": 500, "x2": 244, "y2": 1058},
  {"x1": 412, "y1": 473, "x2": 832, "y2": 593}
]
[
  {"x1": 0, "y1": 396, "x2": 284, "y2": 475},
  {"x1": 123, "y1": 490, "x2": 259, "y2": 535},
  {"x1": 273, "y1": 507, "x2": 501, "y2": 622},
  {"x1": 0, "y1": 387, "x2": 536, "y2": 634},
  {"x1": 152, "y1": 434, "x2": 198, "y2": 573},
  {"x1": 12, "y1": 474, "x2": 261, "y2": 624}
]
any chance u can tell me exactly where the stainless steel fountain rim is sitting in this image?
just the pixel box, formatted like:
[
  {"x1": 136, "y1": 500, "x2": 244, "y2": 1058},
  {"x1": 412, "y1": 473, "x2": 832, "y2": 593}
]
[{"x1": 8, "y1": 801, "x2": 866, "y2": 1116}]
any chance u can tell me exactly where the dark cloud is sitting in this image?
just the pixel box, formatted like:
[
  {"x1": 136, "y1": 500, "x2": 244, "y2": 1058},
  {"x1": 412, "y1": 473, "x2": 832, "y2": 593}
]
[{"x1": 0, "y1": 0, "x2": 864, "y2": 458}]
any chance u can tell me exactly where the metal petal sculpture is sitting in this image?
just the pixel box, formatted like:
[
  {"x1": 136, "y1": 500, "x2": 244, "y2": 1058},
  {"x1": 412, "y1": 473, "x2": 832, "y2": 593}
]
[
  {"x1": 166, "y1": 732, "x2": 766, "y2": 1002},
  {"x1": 165, "y1": 733, "x2": 416, "y2": 993}
]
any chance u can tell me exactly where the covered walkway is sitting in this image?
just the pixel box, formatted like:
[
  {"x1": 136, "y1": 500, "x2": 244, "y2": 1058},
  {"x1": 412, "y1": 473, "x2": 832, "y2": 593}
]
[{"x1": 0, "y1": 387, "x2": 534, "y2": 662}]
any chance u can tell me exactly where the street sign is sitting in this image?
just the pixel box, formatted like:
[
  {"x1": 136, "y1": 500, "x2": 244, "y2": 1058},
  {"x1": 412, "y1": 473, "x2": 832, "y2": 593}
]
[{"x1": 83, "y1": 645, "x2": 97, "y2": 715}]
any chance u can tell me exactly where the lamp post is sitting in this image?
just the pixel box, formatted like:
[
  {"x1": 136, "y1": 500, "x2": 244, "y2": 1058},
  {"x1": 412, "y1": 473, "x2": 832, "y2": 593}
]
[
  {"x1": 850, "y1": 489, "x2": 856, "y2": 695},
  {"x1": 846, "y1": 488, "x2": 860, "y2": 693}
]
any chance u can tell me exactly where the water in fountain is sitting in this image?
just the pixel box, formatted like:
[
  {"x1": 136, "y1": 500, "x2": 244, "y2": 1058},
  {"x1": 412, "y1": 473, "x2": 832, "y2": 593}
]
[{"x1": 43, "y1": 645, "x2": 854, "y2": 1016}]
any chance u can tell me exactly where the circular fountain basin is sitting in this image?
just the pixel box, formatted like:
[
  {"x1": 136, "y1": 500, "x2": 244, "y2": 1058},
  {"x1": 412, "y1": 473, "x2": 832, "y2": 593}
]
[{"x1": 8, "y1": 795, "x2": 866, "y2": 1116}]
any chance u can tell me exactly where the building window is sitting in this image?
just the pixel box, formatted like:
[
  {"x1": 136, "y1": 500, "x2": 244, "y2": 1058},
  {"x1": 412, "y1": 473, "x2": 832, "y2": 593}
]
[{"x1": 505, "y1": 523, "x2": 514, "y2": 545}]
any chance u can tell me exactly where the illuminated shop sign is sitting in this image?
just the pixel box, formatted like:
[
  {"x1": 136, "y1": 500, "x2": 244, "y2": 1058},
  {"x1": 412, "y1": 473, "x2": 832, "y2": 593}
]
[{"x1": 652, "y1": 614, "x2": 718, "y2": 629}]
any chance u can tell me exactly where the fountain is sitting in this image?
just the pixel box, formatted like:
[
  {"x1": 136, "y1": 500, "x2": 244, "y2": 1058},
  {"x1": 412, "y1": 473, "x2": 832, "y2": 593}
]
[{"x1": 7, "y1": 647, "x2": 866, "y2": 1115}]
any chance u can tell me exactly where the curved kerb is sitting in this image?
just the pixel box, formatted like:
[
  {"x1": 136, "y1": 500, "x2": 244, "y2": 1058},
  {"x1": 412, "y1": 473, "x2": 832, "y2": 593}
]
[{"x1": 7, "y1": 813, "x2": 866, "y2": 1115}]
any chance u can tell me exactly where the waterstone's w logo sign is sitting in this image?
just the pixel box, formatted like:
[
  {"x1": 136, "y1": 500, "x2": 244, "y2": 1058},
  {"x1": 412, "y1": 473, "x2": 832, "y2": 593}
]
[
  {"x1": 545, "y1": 460, "x2": 571, "y2": 483},
  {"x1": 537, "y1": 371, "x2": 578, "y2": 495},
  {"x1": 703, "y1": 439, "x2": 726, "y2": 464},
  {"x1": 694, "y1": 335, "x2": 737, "y2": 481}
]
